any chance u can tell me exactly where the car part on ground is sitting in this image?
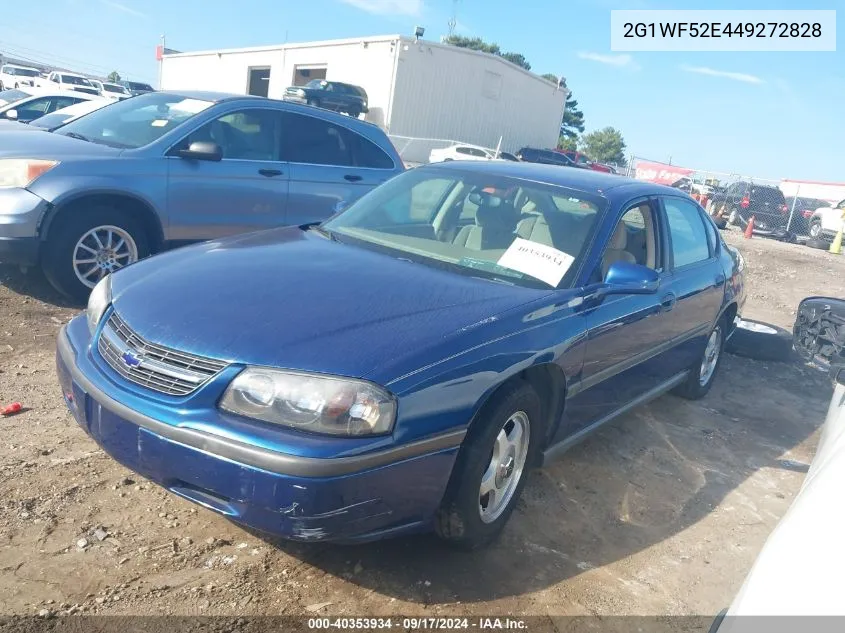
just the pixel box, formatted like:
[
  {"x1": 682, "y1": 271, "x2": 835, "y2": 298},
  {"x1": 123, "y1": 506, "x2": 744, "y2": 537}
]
[
  {"x1": 725, "y1": 318, "x2": 794, "y2": 362},
  {"x1": 805, "y1": 237, "x2": 830, "y2": 250},
  {"x1": 793, "y1": 297, "x2": 845, "y2": 370}
]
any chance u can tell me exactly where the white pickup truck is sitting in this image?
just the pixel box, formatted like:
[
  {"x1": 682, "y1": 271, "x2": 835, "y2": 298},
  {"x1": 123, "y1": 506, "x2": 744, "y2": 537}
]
[
  {"x1": 40, "y1": 71, "x2": 101, "y2": 96},
  {"x1": 808, "y1": 199, "x2": 845, "y2": 241}
]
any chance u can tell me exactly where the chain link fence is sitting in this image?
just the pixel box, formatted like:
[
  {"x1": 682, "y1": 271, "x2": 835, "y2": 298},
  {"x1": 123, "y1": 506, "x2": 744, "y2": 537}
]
[{"x1": 628, "y1": 156, "x2": 845, "y2": 243}]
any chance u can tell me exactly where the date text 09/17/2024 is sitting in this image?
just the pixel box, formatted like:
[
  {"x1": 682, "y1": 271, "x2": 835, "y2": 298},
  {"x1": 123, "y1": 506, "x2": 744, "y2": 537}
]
[{"x1": 307, "y1": 617, "x2": 528, "y2": 630}]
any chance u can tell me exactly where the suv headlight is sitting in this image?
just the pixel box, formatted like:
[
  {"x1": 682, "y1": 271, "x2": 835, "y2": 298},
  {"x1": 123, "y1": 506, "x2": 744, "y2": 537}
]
[
  {"x1": 0, "y1": 159, "x2": 59, "y2": 188},
  {"x1": 86, "y1": 274, "x2": 112, "y2": 334},
  {"x1": 220, "y1": 368, "x2": 397, "y2": 437}
]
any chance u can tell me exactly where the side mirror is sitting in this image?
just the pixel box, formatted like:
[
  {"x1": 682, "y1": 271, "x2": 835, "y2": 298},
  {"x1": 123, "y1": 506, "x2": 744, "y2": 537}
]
[
  {"x1": 604, "y1": 261, "x2": 659, "y2": 293},
  {"x1": 175, "y1": 141, "x2": 222, "y2": 162},
  {"x1": 591, "y1": 261, "x2": 659, "y2": 298},
  {"x1": 5, "y1": 109, "x2": 18, "y2": 120}
]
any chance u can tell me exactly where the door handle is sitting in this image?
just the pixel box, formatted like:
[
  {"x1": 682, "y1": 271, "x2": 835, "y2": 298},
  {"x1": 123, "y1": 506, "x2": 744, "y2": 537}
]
[
  {"x1": 660, "y1": 293, "x2": 677, "y2": 311},
  {"x1": 258, "y1": 168, "x2": 283, "y2": 177},
  {"x1": 344, "y1": 174, "x2": 363, "y2": 182}
]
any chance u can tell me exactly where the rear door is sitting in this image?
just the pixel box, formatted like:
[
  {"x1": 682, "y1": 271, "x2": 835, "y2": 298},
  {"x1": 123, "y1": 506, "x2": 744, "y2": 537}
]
[
  {"x1": 166, "y1": 107, "x2": 289, "y2": 241},
  {"x1": 653, "y1": 195, "x2": 724, "y2": 376},
  {"x1": 282, "y1": 110, "x2": 397, "y2": 225}
]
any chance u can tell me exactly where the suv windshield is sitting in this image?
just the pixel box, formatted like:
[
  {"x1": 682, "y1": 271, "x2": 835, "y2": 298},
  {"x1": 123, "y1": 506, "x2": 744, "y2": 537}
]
[
  {"x1": 306, "y1": 79, "x2": 327, "y2": 89},
  {"x1": 61, "y1": 75, "x2": 93, "y2": 86},
  {"x1": 126, "y1": 82, "x2": 153, "y2": 91},
  {"x1": 103, "y1": 84, "x2": 126, "y2": 93},
  {"x1": 324, "y1": 167, "x2": 605, "y2": 288},
  {"x1": 5, "y1": 67, "x2": 40, "y2": 77},
  {"x1": 56, "y1": 92, "x2": 214, "y2": 149}
]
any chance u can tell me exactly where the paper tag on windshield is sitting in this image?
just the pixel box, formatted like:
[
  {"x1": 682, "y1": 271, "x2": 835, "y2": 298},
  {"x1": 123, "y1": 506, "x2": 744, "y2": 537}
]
[
  {"x1": 497, "y1": 238, "x2": 574, "y2": 287},
  {"x1": 150, "y1": 119, "x2": 169, "y2": 127}
]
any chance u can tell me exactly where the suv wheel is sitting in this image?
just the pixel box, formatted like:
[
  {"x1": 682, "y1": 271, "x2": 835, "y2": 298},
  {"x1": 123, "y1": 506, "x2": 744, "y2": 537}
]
[
  {"x1": 42, "y1": 206, "x2": 149, "y2": 302},
  {"x1": 728, "y1": 209, "x2": 739, "y2": 226},
  {"x1": 809, "y1": 219, "x2": 822, "y2": 239}
]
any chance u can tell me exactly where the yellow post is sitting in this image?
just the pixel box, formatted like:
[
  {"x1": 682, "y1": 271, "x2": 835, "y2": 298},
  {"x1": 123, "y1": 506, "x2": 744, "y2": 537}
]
[{"x1": 830, "y1": 212, "x2": 845, "y2": 255}]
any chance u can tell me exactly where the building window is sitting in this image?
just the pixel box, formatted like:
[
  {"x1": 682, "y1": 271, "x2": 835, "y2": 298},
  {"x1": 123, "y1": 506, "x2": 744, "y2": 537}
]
[{"x1": 482, "y1": 71, "x2": 502, "y2": 100}]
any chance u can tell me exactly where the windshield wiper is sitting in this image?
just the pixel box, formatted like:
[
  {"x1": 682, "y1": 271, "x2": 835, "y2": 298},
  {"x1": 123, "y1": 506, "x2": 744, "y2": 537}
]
[
  {"x1": 302, "y1": 222, "x2": 338, "y2": 241},
  {"x1": 62, "y1": 132, "x2": 90, "y2": 142}
]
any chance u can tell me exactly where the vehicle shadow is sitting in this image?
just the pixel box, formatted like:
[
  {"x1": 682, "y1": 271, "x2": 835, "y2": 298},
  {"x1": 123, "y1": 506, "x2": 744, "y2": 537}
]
[
  {"x1": 0, "y1": 264, "x2": 82, "y2": 309},
  {"x1": 256, "y1": 351, "x2": 827, "y2": 604}
]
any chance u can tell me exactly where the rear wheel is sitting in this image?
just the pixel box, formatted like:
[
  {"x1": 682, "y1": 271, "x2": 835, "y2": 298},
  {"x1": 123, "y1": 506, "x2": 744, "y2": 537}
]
[
  {"x1": 673, "y1": 318, "x2": 725, "y2": 400},
  {"x1": 42, "y1": 206, "x2": 149, "y2": 302},
  {"x1": 435, "y1": 381, "x2": 542, "y2": 550}
]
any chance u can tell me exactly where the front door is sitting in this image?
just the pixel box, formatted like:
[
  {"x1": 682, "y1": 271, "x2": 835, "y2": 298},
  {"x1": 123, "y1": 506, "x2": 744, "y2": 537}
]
[
  {"x1": 166, "y1": 107, "x2": 289, "y2": 242},
  {"x1": 282, "y1": 111, "x2": 396, "y2": 226},
  {"x1": 558, "y1": 200, "x2": 672, "y2": 439}
]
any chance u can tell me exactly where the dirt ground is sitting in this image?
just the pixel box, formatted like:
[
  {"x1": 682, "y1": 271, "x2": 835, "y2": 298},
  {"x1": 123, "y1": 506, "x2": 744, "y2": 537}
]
[{"x1": 1, "y1": 226, "x2": 843, "y2": 622}]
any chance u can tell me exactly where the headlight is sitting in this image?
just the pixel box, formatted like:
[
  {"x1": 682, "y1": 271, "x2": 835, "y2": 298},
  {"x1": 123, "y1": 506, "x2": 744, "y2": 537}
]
[
  {"x1": 220, "y1": 368, "x2": 397, "y2": 436},
  {"x1": 295, "y1": 88, "x2": 306, "y2": 96},
  {"x1": 86, "y1": 274, "x2": 112, "y2": 334},
  {"x1": 0, "y1": 159, "x2": 59, "y2": 188}
]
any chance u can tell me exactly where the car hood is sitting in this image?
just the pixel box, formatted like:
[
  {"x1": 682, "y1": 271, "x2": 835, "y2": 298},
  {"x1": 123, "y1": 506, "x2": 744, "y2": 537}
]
[
  {"x1": 0, "y1": 130, "x2": 121, "y2": 157},
  {"x1": 0, "y1": 120, "x2": 39, "y2": 132},
  {"x1": 110, "y1": 227, "x2": 548, "y2": 381}
]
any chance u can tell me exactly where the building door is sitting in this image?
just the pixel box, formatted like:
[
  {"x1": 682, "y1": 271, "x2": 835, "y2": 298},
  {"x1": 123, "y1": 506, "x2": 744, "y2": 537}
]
[{"x1": 247, "y1": 67, "x2": 270, "y2": 97}]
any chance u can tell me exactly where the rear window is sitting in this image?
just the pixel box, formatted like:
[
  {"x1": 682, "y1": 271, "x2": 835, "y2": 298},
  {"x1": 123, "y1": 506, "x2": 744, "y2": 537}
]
[
  {"x1": 751, "y1": 187, "x2": 785, "y2": 203},
  {"x1": 0, "y1": 89, "x2": 30, "y2": 105}
]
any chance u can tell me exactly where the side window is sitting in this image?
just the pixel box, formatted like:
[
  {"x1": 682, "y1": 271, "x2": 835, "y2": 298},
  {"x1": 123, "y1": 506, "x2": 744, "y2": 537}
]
[
  {"x1": 701, "y1": 210, "x2": 718, "y2": 255},
  {"x1": 469, "y1": 148, "x2": 489, "y2": 158},
  {"x1": 456, "y1": 147, "x2": 472, "y2": 155},
  {"x1": 22, "y1": 97, "x2": 52, "y2": 114},
  {"x1": 597, "y1": 203, "x2": 656, "y2": 282},
  {"x1": 349, "y1": 133, "x2": 395, "y2": 169},
  {"x1": 51, "y1": 96, "x2": 83, "y2": 111},
  {"x1": 663, "y1": 197, "x2": 711, "y2": 267},
  {"x1": 185, "y1": 109, "x2": 281, "y2": 161},
  {"x1": 836, "y1": 200, "x2": 845, "y2": 210},
  {"x1": 282, "y1": 112, "x2": 353, "y2": 166}
]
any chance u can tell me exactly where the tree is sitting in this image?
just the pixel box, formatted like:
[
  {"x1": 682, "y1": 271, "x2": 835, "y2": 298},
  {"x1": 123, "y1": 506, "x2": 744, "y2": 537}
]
[
  {"x1": 557, "y1": 135, "x2": 578, "y2": 151},
  {"x1": 561, "y1": 93, "x2": 585, "y2": 140},
  {"x1": 107, "y1": 71, "x2": 121, "y2": 83},
  {"x1": 541, "y1": 73, "x2": 558, "y2": 83},
  {"x1": 580, "y1": 127, "x2": 628, "y2": 167},
  {"x1": 443, "y1": 35, "x2": 530, "y2": 71}
]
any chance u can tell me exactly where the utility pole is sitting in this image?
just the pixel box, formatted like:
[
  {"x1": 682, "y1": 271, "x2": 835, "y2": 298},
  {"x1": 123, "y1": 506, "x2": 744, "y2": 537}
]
[{"x1": 157, "y1": 34, "x2": 165, "y2": 89}]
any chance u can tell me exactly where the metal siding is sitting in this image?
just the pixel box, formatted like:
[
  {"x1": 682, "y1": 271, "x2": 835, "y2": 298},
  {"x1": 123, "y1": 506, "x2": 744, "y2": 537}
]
[
  {"x1": 389, "y1": 40, "x2": 566, "y2": 156},
  {"x1": 160, "y1": 40, "x2": 397, "y2": 130}
]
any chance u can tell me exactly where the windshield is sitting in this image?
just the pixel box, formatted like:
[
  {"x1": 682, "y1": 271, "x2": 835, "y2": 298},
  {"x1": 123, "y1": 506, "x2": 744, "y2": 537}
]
[
  {"x1": 0, "y1": 89, "x2": 30, "y2": 106},
  {"x1": 323, "y1": 168, "x2": 604, "y2": 288},
  {"x1": 56, "y1": 92, "x2": 214, "y2": 148},
  {"x1": 306, "y1": 79, "x2": 327, "y2": 89},
  {"x1": 61, "y1": 75, "x2": 93, "y2": 86},
  {"x1": 5, "y1": 67, "x2": 40, "y2": 77},
  {"x1": 103, "y1": 83, "x2": 126, "y2": 93},
  {"x1": 127, "y1": 81, "x2": 153, "y2": 91}
]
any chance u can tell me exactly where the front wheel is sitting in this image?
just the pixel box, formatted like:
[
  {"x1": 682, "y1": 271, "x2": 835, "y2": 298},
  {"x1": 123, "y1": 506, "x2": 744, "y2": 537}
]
[
  {"x1": 809, "y1": 219, "x2": 822, "y2": 239},
  {"x1": 306, "y1": 98, "x2": 320, "y2": 108},
  {"x1": 42, "y1": 206, "x2": 150, "y2": 302},
  {"x1": 673, "y1": 318, "x2": 725, "y2": 400},
  {"x1": 727, "y1": 209, "x2": 739, "y2": 226},
  {"x1": 435, "y1": 381, "x2": 542, "y2": 550}
]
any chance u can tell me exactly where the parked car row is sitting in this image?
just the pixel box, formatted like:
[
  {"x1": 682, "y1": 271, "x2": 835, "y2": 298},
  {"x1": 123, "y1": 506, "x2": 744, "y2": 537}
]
[
  {"x1": 0, "y1": 63, "x2": 152, "y2": 100},
  {"x1": 0, "y1": 87, "x2": 103, "y2": 124}
]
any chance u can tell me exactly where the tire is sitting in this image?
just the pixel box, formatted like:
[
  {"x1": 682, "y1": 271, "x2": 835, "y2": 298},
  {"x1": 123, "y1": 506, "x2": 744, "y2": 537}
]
[
  {"x1": 347, "y1": 108, "x2": 361, "y2": 119},
  {"x1": 727, "y1": 208, "x2": 739, "y2": 226},
  {"x1": 435, "y1": 381, "x2": 542, "y2": 550},
  {"x1": 42, "y1": 206, "x2": 150, "y2": 303},
  {"x1": 806, "y1": 238, "x2": 829, "y2": 250},
  {"x1": 809, "y1": 219, "x2": 822, "y2": 239},
  {"x1": 673, "y1": 318, "x2": 726, "y2": 400},
  {"x1": 725, "y1": 318, "x2": 793, "y2": 362},
  {"x1": 306, "y1": 98, "x2": 320, "y2": 108}
]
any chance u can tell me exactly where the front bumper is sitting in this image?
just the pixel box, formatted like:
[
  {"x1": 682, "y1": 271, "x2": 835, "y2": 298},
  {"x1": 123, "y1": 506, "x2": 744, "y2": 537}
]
[
  {"x1": 0, "y1": 188, "x2": 48, "y2": 265},
  {"x1": 56, "y1": 317, "x2": 461, "y2": 543}
]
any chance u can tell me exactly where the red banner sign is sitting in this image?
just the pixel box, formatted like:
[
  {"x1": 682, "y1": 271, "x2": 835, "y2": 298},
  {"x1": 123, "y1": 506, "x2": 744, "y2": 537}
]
[{"x1": 633, "y1": 160, "x2": 694, "y2": 185}]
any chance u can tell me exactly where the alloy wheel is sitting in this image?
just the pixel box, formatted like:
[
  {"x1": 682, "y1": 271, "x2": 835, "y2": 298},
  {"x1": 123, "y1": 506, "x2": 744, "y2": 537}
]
[
  {"x1": 72, "y1": 225, "x2": 139, "y2": 288},
  {"x1": 699, "y1": 326, "x2": 722, "y2": 386},
  {"x1": 479, "y1": 411, "x2": 530, "y2": 524}
]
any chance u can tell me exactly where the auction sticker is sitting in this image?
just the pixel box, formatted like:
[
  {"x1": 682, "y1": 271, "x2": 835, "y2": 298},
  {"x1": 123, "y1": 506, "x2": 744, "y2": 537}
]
[{"x1": 497, "y1": 238, "x2": 574, "y2": 287}]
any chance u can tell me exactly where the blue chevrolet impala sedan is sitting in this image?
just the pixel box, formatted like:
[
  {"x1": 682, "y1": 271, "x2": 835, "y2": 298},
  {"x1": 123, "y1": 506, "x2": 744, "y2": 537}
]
[{"x1": 56, "y1": 162, "x2": 746, "y2": 549}]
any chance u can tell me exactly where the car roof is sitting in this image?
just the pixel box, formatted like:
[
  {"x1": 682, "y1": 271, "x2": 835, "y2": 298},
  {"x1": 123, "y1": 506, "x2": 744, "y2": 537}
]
[
  {"x1": 421, "y1": 160, "x2": 678, "y2": 200},
  {"x1": 3, "y1": 63, "x2": 39, "y2": 70},
  {"x1": 158, "y1": 89, "x2": 262, "y2": 103}
]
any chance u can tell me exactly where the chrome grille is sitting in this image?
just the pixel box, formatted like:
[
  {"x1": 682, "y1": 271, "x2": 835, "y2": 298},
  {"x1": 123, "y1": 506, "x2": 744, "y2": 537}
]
[{"x1": 97, "y1": 312, "x2": 228, "y2": 396}]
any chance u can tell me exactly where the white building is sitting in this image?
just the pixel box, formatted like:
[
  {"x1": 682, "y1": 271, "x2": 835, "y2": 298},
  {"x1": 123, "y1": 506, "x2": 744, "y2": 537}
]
[{"x1": 160, "y1": 34, "x2": 567, "y2": 164}]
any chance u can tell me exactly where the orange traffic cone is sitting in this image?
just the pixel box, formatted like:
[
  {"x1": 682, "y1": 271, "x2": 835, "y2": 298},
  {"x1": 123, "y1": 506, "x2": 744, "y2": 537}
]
[
  {"x1": 744, "y1": 215, "x2": 755, "y2": 239},
  {"x1": 700, "y1": 195, "x2": 709, "y2": 209}
]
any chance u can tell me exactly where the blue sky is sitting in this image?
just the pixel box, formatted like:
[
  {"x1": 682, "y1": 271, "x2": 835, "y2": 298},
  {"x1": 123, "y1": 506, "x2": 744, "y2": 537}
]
[{"x1": 1, "y1": 0, "x2": 842, "y2": 181}]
